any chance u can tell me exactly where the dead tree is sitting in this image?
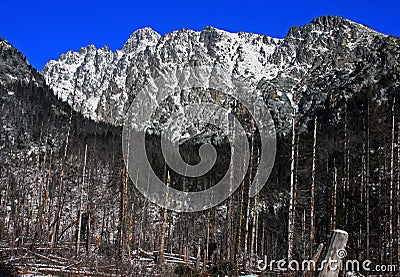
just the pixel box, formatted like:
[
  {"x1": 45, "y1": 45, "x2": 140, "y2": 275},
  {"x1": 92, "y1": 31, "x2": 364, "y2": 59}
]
[
  {"x1": 287, "y1": 101, "x2": 297, "y2": 263},
  {"x1": 318, "y1": 230, "x2": 348, "y2": 277},
  {"x1": 159, "y1": 171, "x2": 170, "y2": 264},
  {"x1": 310, "y1": 115, "x2": 318, "y2": 253},
  {"x1": 76, "y1": 144, "x2": 87, "y2": 258},
  {"x1": 331, "y1": 160, "x2": 337, "y2": 231},
  {"x1": 51, "y1": 79, "x2": 76, "y2": 247},
  {"x1": 389, "y1": 98, "x2": 396, "y2": 265},
  {"x1": 398, "y1": 123, "x2": 400, "y2": 270}
]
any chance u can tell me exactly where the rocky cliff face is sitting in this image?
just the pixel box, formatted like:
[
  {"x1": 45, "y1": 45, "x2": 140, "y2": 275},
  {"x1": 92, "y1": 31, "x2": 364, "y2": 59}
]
[
  {"x1": 42, "y1": 16, "x2": 400, "y2": 133},
  {"x1": 0, "y1": 38, "x2": 44, "y2": 88}
]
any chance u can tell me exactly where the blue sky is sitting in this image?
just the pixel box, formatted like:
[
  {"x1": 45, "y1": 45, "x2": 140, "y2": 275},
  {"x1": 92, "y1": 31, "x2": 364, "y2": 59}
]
[{"x1": 1, "y1": 0, "x2": 399, "y2": 70}]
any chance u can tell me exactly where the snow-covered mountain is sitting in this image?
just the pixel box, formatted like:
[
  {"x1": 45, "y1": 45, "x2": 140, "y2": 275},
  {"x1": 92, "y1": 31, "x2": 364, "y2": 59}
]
[{"x1": 42, "y1": 16, "x2": 400, "y2": 132}]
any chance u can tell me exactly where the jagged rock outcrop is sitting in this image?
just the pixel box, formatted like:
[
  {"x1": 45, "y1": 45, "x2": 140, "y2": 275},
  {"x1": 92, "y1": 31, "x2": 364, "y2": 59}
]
[{"x1": 42, "y1": 16, "x2": 400, "y2": 133}]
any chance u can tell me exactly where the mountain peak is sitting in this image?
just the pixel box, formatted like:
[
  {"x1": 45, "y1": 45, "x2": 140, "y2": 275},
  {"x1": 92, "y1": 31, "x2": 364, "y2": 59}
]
[
  {"x1": 309, "y1": 15, "x2": 384, "y2": 35},
  {"x1": 122, "y1": 27, "x2": 161, "y2": 53},
  {"x1": 285, "y1": 15, "x2": 385, "y2": 42},
  {"x1": 310, "y1": 15, "x2": 348, "y2": 27},
  {"x1": 0, "y1": 37, "x2": 42, "y2": 87}
]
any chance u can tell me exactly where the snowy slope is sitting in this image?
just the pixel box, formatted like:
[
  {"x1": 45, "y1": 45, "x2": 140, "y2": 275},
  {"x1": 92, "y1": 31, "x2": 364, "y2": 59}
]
[{"x1": 42, "y1": 16, "x2": 400, "y2": 132}]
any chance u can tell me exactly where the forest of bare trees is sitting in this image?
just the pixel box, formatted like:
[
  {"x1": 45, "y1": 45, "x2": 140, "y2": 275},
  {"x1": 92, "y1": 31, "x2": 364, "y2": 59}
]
[{"x1": 1, "y1": 72, "x2": 400, "y2": 277}]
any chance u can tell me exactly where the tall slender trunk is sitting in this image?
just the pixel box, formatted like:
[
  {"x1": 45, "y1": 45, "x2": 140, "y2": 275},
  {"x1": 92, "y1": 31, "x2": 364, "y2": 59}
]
[
  {"x1": 261, "y1": 222, "x2": 265, "y2": 258},
  {"x1": 366, "y1": 102, "x2": 370, "y2": 260},
  {"x1": 236, "y1": 165, "x2": 246, "y2": 270},
  {"x1": 310, "y1": 116, "x2": 317, "y2": 253},
  {"x1": 344, "y1": 105, "x2": 350, "y2": 228},
  {"x1": 119, "y1": 167, "x2": 127, "y2": 258},
  {"x1": 3, "y1": 148, "x2": 12, "y2": 239},
  {"x1": 287, "y1": 104, "x2": 297, "y2": 263},
  {"x1": 51, "y1": 81, "x2": 76, "y2": 247},
  {"x1": 379, "y1": 160, "x2": 385, "y2": 264},
  {"x1": 302, "y1": 209, "x2": 306, "y2": 259},
  {"x1": 226, "y1": 106, "x2": 237, "y2": 261},
  {"x1": 29, "y1": 125, "x2": 43, "y2": 237},
  {"x1": 358, "y1": 118, "x2": 367, "y2": 258},
  {"x1": 43, "y1": 149, "x2": 52, "y2": 243},
  {"x1": 35, "y1": 128, "x2": 49, "y2": 243},
  {"x1": 159, "y1": 171, "x2": 170, "y2": 264},
  {"x1": 243, "y1": 129, "x2": 255, "y2": 270},
  {"x1": 205, "y1": 208, "x2": 211, "y2": 268},
  {"x1": 389, "y1": 98, "x2": 396, "y2": 265},
  {"x1": 225, "y1": 103, "x2": 237, "y2": 260},
  {"x1": 397, "y1": 122, "x2": 400, "y2": 268},
  {"x1": 250, "y1": 153, "x2": 260, "y2": 264},
  {"x1": 86, "y1": 170, "x2": 91, "y2": 254},
  {"x1": 76, "y1": 144, "x2": 87, "y2": 258},
  {"x1": 127, "y1": 189, "x2": 135, "y2": 257},
  {"x1": 331, "y1": 160, "x2": 337, "y2": 231}
]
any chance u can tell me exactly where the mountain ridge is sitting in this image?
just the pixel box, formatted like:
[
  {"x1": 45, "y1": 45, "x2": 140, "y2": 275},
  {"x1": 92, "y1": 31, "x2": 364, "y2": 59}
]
[{"x1": 41, "y1": 15, "x2": 400, "y2": 132}]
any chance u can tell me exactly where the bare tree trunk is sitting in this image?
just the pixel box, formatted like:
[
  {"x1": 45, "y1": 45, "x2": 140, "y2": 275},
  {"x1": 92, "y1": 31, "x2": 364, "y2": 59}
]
[
  {"x1": 196, "y1": 244, "x2": 201, "y2": 270},
  {"x1": 249, "y1": 193, "x2": 257, "y2": 269},
  {"x1": 86, "y1": 170, "x2": 91, "y2": 254},
  {"x1": 235, "y1": 153, "x2": 247, "y2": 271},
  {"x1": 43, "y1": 149, "x2": 52, "y2": 243},
  {"x1": 127, "y1": 190, "x2": 135, "y2": 257},
  {"x1": 250, "y1": 152, "x2": 260, "y2": 267},
  {"x1": 138, "y1": 199, "x2": 147, "y2": 251},
  {"x1": 331, "y1": 160, "x2": 337, "y2": 231},
  {"x1": 51, "y1": 83, "x2": 75, "y2": 247},
  {"x1": 254, "y1": 199, "x2": 259, "y2": 257},
  {"x1": 287, "y1": 105, "x2": 297, "y2": 263},
  {"x1": 318, "y1": 230, "x2": 348, "y2": 277},
  {"x1": 69, "y1": 206, "x2": 75, "y2": 255},
  {"x1": 379, "y1": 161, "x2": 386, "y2": 264},
  {"x1": 76, "y1": 144, "x2": 87, "y2": 258},
  {"x1": 366, "y1": 103, "x2": 370, "y2": 260},
  {"x1": 398, "y1": 122, "x2": 400, "y2": 270},
  {"x1": 29, "y1": 125, "x2": 43, "y2": 237},
  {"x1": 310, "y1": 115, "x2": 317, "y2": 253},
  {"x1": 123, "y1": 129, "x2": 133, "y2": 256},
  {"x1": 243, "y1": 130, "x2": 255, "y2": 270},
  {"x1": 359, "y1": 125, "x2": 366, "y2": 258},
  {"x1": 119, "y1": 166, "x2": 127, "y2": 258},
  {"x1": 226, "y1": 108, "x2": 237, "y2": 261},
  {"x1": 343, "y1": 105, "x2": 350, "y2": 228},
  {"x1": 16, "y1": 155, "x2": 28, "y2": 242},
  {"x1": 389, "y1": 98, "x2": 396, "y2": 265},
  {"x1": 261, "y1": 221, "x2": 265, "y2": 258},
  {"x1": 3, "y1": 148, "x2": 12, "y2": 239},
  {"x1": 10, "y1": 158, "x2": 22, "y2": 249},
  {"x1": 302, "y1": 209, "x2": 306, "y2": 259},
  {"x1": 205, "y1": 208, "x2": 211, "y2": 269},
  {"x1": 35, "y1": 130, "x2": 48, "y2": 244},
  {"x1": 167, "y1": 213, "x2": 172, "y2": 254},
  {"x1": 159, "y1": 171, "x2": 170, "y2": 264}
]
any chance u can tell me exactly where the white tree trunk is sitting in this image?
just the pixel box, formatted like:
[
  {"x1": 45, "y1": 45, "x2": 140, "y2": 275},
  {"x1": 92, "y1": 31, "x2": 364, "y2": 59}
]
[
  {"x1": 310, "y1": 115, "x2": 317, "y2": 254},
  {"x1": 287, "y1": 106, "x2": 297, "y2": 263}
]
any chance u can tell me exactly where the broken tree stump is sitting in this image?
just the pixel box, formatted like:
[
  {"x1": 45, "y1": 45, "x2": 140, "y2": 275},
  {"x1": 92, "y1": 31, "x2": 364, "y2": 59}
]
[{"x1": 318, "y1": 229, "x2": 348, "y2": 277}]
